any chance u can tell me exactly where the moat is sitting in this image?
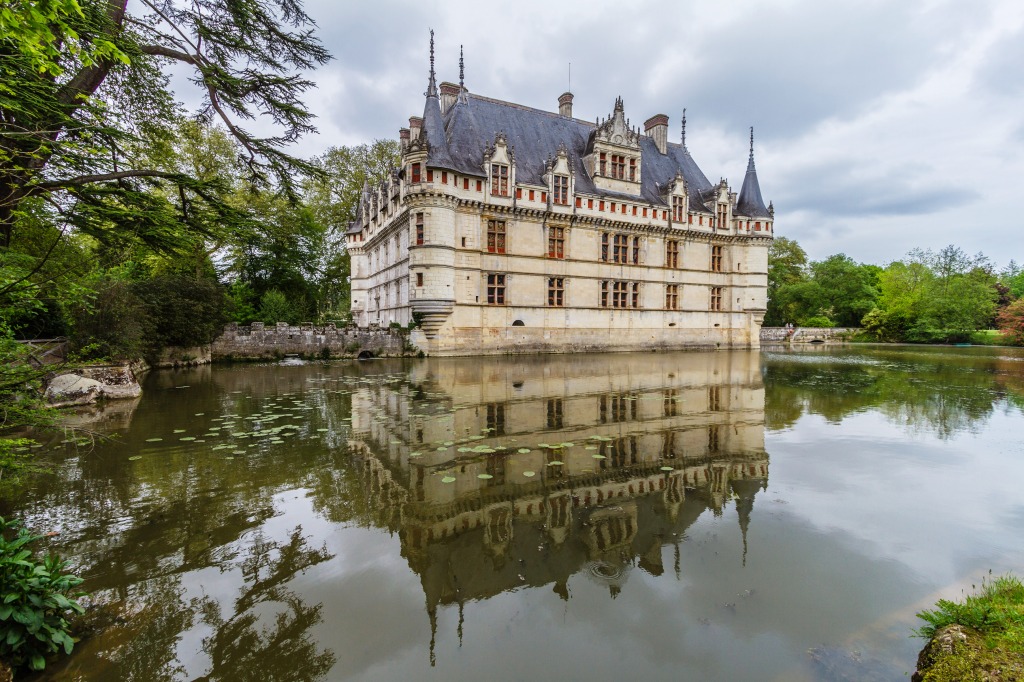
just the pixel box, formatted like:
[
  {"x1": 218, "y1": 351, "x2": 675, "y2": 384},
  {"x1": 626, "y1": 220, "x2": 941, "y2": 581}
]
[{"x1": 6, "y1": 345, "x2": 1024, "y2": 681}]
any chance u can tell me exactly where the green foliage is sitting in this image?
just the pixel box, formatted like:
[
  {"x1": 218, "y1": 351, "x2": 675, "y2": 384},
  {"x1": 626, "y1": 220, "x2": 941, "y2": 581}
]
[
  {"x1": 70, "y1": 276, "x2": 152, "y2": 361},
  {"x1": 259, "y1": 288, "x2": 298, "y2": 325},
  {"x1": 916, "y1": 575, "x2": 1024, "y2": 645},
  {"x1": 0, "y1": 517, "x2": 86, "y2": 673},
  {"x1": 0, "y1": 439, "x2": 46, "y2": 490},
  {"x1": 765, "y1": 237, "x2": 808, "y2": 326},
  {"x1": 802, "y1": 315, "x2": 835, "y2": 328},
  {"x1": 133, "y1": 275, "x2": 228, "y2": 349}
]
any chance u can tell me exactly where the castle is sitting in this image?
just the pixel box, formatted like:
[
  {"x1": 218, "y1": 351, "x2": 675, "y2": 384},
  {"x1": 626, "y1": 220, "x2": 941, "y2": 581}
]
[{"x1": 347, "y1": 35, "x2": 774, "y2": 356}]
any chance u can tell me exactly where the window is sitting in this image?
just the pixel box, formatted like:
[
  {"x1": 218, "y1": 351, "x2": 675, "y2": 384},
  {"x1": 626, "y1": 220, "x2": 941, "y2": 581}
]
[
  {"x1": 711, "y1": 245, "x2": 723, "y2": 272},
  {"x1": 487, "y1": 274, "x2": 506, "y2": 304},
  {"x1": 631, "y1": 282, "x2": 640, "y2": 308},
  {"x1": 672, "y1": 196, "x2": 685, "y2": 222},
  {"x1": 416, "y1": 272, "x2": 424, "y2": 287},
  {"x1": 600, "y1": 280, "x2": 609, "y2": 307},
  {"x1": 708, "y1": 386, "x2": 722, "y2": 412},
  {"x1": 528, "y1": 190, "x2": 534, "y2": 201},
  {"x1": 486, "y1": 403, "x2": 506, "y2": 436},
  {"x1": 632, "y1": 236, "x2": 641, "y2": 264},
  {"x1": 666, "y1": 284, "x2": 679, "y2": 310},
  {"x1": 476, "y1": 179, "x2": 482, "y2": 192},
  {"x1": 599, "y1": 152, "x2": 607, "y2": 176},
  {"x1": 666, "y1": 240, "x2": 679, "y2": 268},
  {"x1": 717, "y1": 205, "x2": 728, "y2": 230},
  {"x1": 441, "y1": 171, "x2": 447, "y2": 184},
  {"x1": 426, "y1": 169, "x2": 433, "y2": 182},
  {"x1": 612, "y1": 234, "x2": 627, "y2": 262},
  {"x1": 663, "y1": 389, "x2": 678, "y2": 418},
  {"x1": 546, "y1": 398, "x2": 564, "y2": 429},
  {"x1": 629, "y1": 158, "x2": 637, "y2": 182},
  {"x1": 710, "y1": 286, "x2": 723, "y2": 311},
  {"x1": 463, "y1": 178, "x2": 469, "y2": 190},
  {"x1": 411, "y1": 163, "x2": 421, "y2": 183},
  {"x1": 553, "y1": 175, "x2": 569, "y2": 204},
  {"x1": 415, "y1": 212, "x2": 424, "y2": 245},
  {"x1": 548, "y1": 277, "x2": 564, "y2": 307},
  {"x1": 516, "y1": 188, "x2": 522, "y2": 199},
  {"x1": 548, "y1": 226, "x2": 565, "y2": 259},
  {"x1": 610, "y1": 154, "x2": 626, "y2": 179},
  {"x1": 610, "y1": 281, "x2": 629, "y2": 308},
  {"x1": 487, "y1": 220, "x2": 506, "y2": 254},
  {"x1": 491, "y1": 164, "x2": 509, "y2": 196}
]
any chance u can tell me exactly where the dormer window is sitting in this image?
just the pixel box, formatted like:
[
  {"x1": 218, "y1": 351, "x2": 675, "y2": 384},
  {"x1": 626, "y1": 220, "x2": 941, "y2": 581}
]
[
  {"x1": 599, "y1": 152, "x2": 607, "y2": 175},
  {"x1": 610, "y1": 154, "x2": 626, "y2": 179},
  {"x1": 411, "y1": 163, "x2": 421, "y2": 183},
  {"x1": 491, "y1": 164, "x2": 509, "y2": 196},
  {"x1": 553, "y1": 175, "x2": 569, "y2": 205},
  {"x1": 672, "y1": 196, "x2": 685, "y2": 222},
  {"x1": 629, "y1": 159, "x2": 636, "y2": 182}
]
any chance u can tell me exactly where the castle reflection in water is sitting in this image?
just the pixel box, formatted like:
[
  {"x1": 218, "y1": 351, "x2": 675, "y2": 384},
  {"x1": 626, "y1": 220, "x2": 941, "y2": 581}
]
[{"x1": 345, "y1": 351, "x2": 768, "y2": 641}]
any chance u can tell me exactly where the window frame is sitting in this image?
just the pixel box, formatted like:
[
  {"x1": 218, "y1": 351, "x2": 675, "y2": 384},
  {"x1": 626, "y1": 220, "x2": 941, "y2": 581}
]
[
  {"x1": 547, "y1": 277, "x2": 564, "y2": 307},
  {"x1": 490, "y1": 164, "x2": 509, "y2": 196},
  {"x1": 487, "y1": 273, "x2": 507, "y2": 305},
  {"x1": 487, "y1": 219, "x2": 507, "y2": 254},
  {"x1": 548, "y1": 225, "x2": 565, "y2": 259}
]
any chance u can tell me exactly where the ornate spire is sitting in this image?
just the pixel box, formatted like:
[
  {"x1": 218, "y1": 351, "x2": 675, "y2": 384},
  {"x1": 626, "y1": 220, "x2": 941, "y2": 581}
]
[
  {"x1": 736, "y1": 126, "x2": 770, "y2": 218},
  {"x1": 459, "y1": 45, "x2": 464, "y2": 89},
  {"x1": 681, "y1": 108, "x2": 687, "y2": 148},
  {"x1": 425, "y1": 29, "x2": 437, "y2": 98}
]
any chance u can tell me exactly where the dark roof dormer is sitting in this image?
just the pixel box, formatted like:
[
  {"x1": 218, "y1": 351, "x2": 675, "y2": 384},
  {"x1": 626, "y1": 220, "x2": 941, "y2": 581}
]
[
  {"x1": 735, "y1": 128, "x2": 771, "y2": 219},
  {"x1": 584, "y1": 96, "x2": 643, "y2": 195}
]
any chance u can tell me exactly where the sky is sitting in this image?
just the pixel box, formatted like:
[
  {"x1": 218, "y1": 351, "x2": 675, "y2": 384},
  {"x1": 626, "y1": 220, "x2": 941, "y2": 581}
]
[{"x1": 253, "y1": 0, "x2": 1024, "y2": 267}]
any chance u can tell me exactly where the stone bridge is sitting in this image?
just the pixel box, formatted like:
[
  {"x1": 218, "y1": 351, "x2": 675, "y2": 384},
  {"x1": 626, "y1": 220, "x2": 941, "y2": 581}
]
[{"x1": 760, "y1": 327, "x2": 858, "y2": 344}]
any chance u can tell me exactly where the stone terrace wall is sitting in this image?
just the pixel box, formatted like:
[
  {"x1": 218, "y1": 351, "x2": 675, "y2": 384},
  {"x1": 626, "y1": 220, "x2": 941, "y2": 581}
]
[
  {"x1": 760, "y1": 327, "x2": 858, "y2": 343},
  {"x1": 212, "y1": 323, "x2": 411, "y2": 361}
]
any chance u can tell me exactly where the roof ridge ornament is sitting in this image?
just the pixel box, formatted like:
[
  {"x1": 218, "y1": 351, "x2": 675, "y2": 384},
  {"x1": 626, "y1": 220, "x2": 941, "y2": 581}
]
[
  {"x1": 425, "y1": 29, "x2": 437, "y2": 98},
  {"x1": 681, "y1": 108, "x2": 687, "y2": 148},
  {"x1": 748, "y1": 127, "x2": 755, "y2": 167}
]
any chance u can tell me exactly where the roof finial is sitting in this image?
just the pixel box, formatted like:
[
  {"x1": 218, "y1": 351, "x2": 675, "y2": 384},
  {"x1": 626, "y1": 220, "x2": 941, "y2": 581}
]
[
  {"x1": 681, "y1": 108, "x2": 687, "y2": 148},
  {"x1": 425, "y1": 29, "x2": 437, "y2": 97},
  {"x1": 749, "y1": 126, "x2": 754, "y2": 160},
  {"x1": 459, "y1": 44, "x2": 464, "y2": 89}
]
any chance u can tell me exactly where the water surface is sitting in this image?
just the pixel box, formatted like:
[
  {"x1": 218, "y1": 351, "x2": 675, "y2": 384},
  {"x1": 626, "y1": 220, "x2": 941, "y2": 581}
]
[{"x1": 6, "y1": 345, "x2": 1024, "y2": 681}]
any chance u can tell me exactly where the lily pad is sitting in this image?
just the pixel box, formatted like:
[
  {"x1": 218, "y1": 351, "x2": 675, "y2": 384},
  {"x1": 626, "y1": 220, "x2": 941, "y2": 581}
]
[
  {"x1": 145, "y1": 438, "x2": 163, "y2": 443},
  {"x1": 128, "y1": 455, "x2": 143, "y2": 461},
  {"x1": 660, "y1": 466, "x2": 675, "y2": 471},
  {"x1": 173, "y1": 429, "x2": 187, "y2": 434},
  {"x1": 547, "y1": 460, "x2": 564, "y2": 466},
  {"x1": 523, "y1": 471, "x2": 536, "y2": 477},
  {"x1": 477, "y1": 474, "x2": 493, "y2": 480},
  {"x1": 441, "y1": 476, "x2": 456, "y2": 484},
  {"x1": 592, "y1": 454, "x2": 606, "y2": 459},
  {"x1": 517, "y1": 448, "x2": 531, "y2": 454},
  {"x1": 179, "y1": 437, "x2": 196, "y2": 441}
]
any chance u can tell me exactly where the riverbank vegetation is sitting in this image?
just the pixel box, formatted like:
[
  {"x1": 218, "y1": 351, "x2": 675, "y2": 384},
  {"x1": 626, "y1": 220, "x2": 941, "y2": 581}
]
[
  {"x1": 913, "y1": 574, "x2": 1024, "y2": 681},
  {"x1": 767, "y1": 238, "x2": 1024, "y2": 345}
]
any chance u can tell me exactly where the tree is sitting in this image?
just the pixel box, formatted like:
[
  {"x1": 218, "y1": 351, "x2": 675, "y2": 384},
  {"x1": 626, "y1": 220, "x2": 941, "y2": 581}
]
[
  {"x1": 997, "y1": 299, "x2": 1024, "y2": 346},
  {"x1": 765, "y1": 236, "x2": 808, "y2": 326},
  {"x1": 809, "y1": 254, "x2": 879, "y2": 327},
  {"x1": 1, "y1": 0, "x2": 330, "y2": 252}
]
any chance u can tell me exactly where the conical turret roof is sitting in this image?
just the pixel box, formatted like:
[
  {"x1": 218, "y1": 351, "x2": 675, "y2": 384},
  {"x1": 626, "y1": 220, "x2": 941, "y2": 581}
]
[{"x1": 735, "y1": 128, "x2": 771, "y2": 218}]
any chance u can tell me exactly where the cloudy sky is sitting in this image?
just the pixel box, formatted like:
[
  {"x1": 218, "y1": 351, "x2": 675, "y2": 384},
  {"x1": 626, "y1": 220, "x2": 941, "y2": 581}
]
[{"x1": 278, "y1": 0, "x2": 1024, "y2": 267}]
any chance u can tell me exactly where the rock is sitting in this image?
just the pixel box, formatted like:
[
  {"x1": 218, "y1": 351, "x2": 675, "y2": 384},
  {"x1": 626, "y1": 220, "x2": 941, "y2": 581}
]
[
  {"x1": 45, "y1": 374, "x2": 105, "y2": 406},
  {"x1": 45, "y1": 365, "x2": 142, "y2": 407}
]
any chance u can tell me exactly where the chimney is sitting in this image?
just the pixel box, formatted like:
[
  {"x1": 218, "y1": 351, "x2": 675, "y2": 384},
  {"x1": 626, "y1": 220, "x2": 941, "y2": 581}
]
[
  {"x1": 439, "y1": 81, "x2": 460, "y2": 114},
  {"x1": 409, "y1": 116, "x2": 423, "y2": 141},
  {"x1": 644, "y1": 114, "x2": 669, "y2": 154},
  {"x1": 558, "y1": 92, "x2": 574, "y2": 118},
  {"x1": 399, "y1": 127, "x2": 410, "y2": 152}
]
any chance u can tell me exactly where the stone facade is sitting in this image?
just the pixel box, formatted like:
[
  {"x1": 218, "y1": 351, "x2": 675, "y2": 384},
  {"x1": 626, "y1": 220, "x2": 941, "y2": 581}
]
[
  {"x1": 348, "y1": 35, "x2": 774, "y2": 356},
  {"x1": 211, "y1": 322, "x2": 410, "y2": 361}
]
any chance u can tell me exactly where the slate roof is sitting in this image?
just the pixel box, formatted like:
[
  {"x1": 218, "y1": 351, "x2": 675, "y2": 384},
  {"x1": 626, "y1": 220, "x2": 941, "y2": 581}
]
[
  {"x1": 430, "y1": 93, "x2": 718, "y2": 213},
  {"x1": 735, "y1": 136, "x2": 771, "y2": 218}
]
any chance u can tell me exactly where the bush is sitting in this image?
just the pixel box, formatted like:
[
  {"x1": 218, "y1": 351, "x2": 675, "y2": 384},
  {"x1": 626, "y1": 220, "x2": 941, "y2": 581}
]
[
  {"x1": 802, "y1": 315, "x2": 835, "y2": 328},
  {"x1": 0, "y1": 517, "x2": 85, "y2": 673},
  {"x1": 133, "y1": 274, "x2": 228, "y2": 350},
  {"x1": 70, "y1": 279, "x2": 152, "y2": 361}
]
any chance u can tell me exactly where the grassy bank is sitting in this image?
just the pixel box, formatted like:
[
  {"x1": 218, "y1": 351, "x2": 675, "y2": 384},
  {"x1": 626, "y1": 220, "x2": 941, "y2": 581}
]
[{"x1": 914, "y1": 574, "x2": 1024, "y2": 681}]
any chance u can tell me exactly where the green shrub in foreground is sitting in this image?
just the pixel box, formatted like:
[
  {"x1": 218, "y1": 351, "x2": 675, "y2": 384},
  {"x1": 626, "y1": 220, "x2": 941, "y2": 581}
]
[
  {"x1": 916, "y1": 574, "x2": 1024, "y2": 644},
  {"x1": 0, "y1": 517, "x2": 85, "y2": 673}
]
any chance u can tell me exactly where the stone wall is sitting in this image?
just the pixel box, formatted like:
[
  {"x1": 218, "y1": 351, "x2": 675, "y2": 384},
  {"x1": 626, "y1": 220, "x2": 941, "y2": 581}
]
[
  {"x1": 760, "y1": 327, "x2": 858, "y2": 343},
  {"x1": 211, "y1": 322, "x2": 411, "y2": 361}
]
